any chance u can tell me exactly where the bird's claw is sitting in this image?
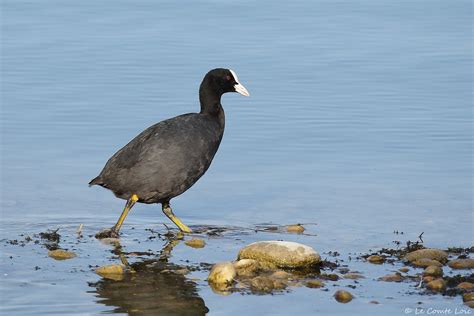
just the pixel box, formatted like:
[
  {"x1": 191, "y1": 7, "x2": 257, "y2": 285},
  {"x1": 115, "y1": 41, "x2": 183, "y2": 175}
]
[{"x1": 95, "y1": 228, "x2": 120, "y2": 239}]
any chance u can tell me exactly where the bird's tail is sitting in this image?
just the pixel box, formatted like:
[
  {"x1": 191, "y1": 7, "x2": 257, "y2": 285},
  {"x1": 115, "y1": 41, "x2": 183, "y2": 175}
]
[{"x1": 88, "y1": 176, "x2": 102, "y2": 187}]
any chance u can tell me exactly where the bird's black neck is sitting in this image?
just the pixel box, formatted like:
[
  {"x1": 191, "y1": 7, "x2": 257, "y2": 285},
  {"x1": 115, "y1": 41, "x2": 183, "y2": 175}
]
[{"x1": 199, "y1": 80, "x2": 224, "y2": 116}]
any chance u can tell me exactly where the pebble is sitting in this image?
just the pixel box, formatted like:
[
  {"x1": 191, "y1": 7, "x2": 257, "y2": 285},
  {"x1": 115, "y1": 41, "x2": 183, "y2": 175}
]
[
  {"x1": 404, "y1": 249, "x2": 448, "y2": 263},
  {"x1": 465, "y1": 301, "x2": 474, "y2": 308},
  {"x1": 343, "y1": 273, "x2": 364, "y2": 280},
  {"x1": 426, "y1": 278, "x2": 446, "y2": 292},
  {"x1": 457, "y1": 282, "x2": 474, "y2": 291},
  {"x1": 251, "y1": 276, "x2": 276, "y2": 293},
  {"x1": 95, "y1": 264, "x2": 125, "y2": 281},
  {"x1": 270, "y1": 270, "x2": 292, "y2": 279},
  {"x1": 238, "y1": 241, "x2": 321, "y2": 269},
  {"x1": 367, "y1": 255, "x2": 385, "y2": 264},
  {"x1": 334, "y1": 290, "x2": 353, "y2": 303},
  {"x1": 412, "y1": 258, "x2": 443, "y2": 268},
  {"x1": 423, "y1": 266, "x2": 443, "y2": 277},
  {"x1": 399, "y1": 267, "x2": 410, "y2": 273},
  {"x1": 306, "y1": 280, "x2": 325, "y2": 288},
  {"x1": 463, "y1": 293, "x2": 474, "y2": 302},
  {"x1": 379, "y1": 273, "x2": 403, "y2": 282},
  {"x1": 208, "y1": 262, "x2": 236, "y2": 285},
  {"x1": 448, "y1": 259, "x2": 474, "y2": 270},
  {"x1": 286, "y1": 224, "x2": 305, "y2": 233},
  {"x1": 48, "y1": 249, "x2": 76, "y2": 260},
  {"x1": 369, "y1": 301, "x2": 380, "y2": 304},
  {"x1": 233, "y1": 259, "x2": 259, "y2": 277},
  {"x1": 184, "y1": 238, "x2": 206, "y2": 248},
  {"x1": 320, "y1": 273, "x2": 339, "y2": 281},
  {"x1": 423, "y1": 276, "x2": 436, "y2": 283}
]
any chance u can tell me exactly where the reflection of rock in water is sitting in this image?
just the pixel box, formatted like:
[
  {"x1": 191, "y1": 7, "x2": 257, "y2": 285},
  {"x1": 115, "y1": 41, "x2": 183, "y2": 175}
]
[{"x1": 91, "y1": 260, "x2": 209, "y2": 316}]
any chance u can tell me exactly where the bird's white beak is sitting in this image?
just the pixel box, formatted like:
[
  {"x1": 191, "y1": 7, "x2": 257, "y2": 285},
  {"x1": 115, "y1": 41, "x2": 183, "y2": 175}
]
[
  {"x1": 234, "y1": 83, "x2": 250, "y2": 97},
  {"x1": 229, "y1": 69, "x2": 250, "y2": 97}
]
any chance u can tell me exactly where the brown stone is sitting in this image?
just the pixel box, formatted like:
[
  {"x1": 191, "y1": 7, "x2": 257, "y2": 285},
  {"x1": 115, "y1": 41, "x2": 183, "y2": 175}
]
[
  {"x1": 334, "y1": 290, "x2": 353, "y2": 303},
  {"x1": 426, "y1": 278, "x2": 446, "y2": 292},
  {"x1": 448, "y1": 259, "x2": 474, "y2": 270},
  {"x1": 405, "y1": 249, "x2": 448, "y2": 263}
]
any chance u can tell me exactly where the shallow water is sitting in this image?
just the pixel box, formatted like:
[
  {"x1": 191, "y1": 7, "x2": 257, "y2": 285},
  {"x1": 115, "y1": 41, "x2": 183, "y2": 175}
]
[{"x1": 1, "y1": 0, "x2": 472, "y2": 315}]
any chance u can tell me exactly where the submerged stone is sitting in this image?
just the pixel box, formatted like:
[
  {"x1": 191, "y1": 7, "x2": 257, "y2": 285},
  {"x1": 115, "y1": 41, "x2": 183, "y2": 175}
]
[
  {"x1": 463, "y1": 293, "x2": 474, "y2": 302},
  {"x1": 208, "y1": 262, "x2": 236, "y2": 285},
  {"x1": 251, "y1": 276, "x2": 276, "y2": 293},
  {"x1": 334, "y1": 290, "x2": 353, "y2": 303},
  {"x1": 457, "y1": 282, "x2": 474, "y2": 291},
  {"x1": 448, "y1": 259, "x2": 474, "y2": 270},
  {"x1": 270, "y1": 270, "x2": 292, "y2": 279},
  {"x1": 343, "y1": 273, "x2": 364, "y2": 280},
  {"x1": 184, "y1": 238, "x2": 206, "y2": 249},
  {"x1": 404, "y1": 249, "x2": 448, "y2": 263},
  {"x1": 423, "y1": 266, "x2": 443, "y2": 277},
  {"x1": 379, "y1": 273, "x2": 403, "y2": 282},
  {"x1": 233, "y1": 259, "x2": 259, "y2": 277},
  {"x1": 48, "y1": 249, "x2": 76, "y2": 260},
  {"x1": 96, "y1": 264, "x2": 125, "y2": 281},
  {"x1": 412, "y1": 258, "x2": 443, "y2": 268},
  {"x1": 305, "y1": 280, "x2": 325, "y2": 288},
  {"x1": 426, "y1": 278, "x2": 446, "y2": 292},
  {"x1": 286, "y1": 224, "x2": 305, "y2": 233},
  {"x1": 238, "y1": 241, "x2": 321, "y2": 269},
  {"x1": 367, "y1": 255, "x2": 385, "y2": 264}
]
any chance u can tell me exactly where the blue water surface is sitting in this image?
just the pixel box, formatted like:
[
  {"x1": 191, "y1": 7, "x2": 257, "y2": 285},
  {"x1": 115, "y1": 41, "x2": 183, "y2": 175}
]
[{"x1": 1, "y1": 0, "x2": 472, "y2": 315}]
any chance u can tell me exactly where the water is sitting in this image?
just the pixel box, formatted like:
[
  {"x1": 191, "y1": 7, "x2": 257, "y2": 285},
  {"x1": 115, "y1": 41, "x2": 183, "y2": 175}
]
[{"x1": 1, "y1": 0, "x2": 472, "y2": 315}]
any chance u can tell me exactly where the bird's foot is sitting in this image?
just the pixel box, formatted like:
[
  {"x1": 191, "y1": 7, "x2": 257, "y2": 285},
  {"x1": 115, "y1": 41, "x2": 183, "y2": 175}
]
[{"x1": 95, "y1": 228, "x2": 120, "y2": 239}]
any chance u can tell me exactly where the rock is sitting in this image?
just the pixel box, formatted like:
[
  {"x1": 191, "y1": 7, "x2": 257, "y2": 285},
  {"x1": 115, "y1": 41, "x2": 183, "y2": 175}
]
[
  {"x1": 465, "y1": 301, "x2": 474, "y2": 308},
  {"x1": 379, "y1": 273, "x2": 403, "y2": 282},
  {"x1": 234, "y1": 259, "x2": 259, "y2": 277},
  {"x1": 184, "y1": 238, "x2": 206, "y2": 248},
  {"x1": 48, "y1": 249, "x2": 76, "y2": 260},
  {"x1": 457, "y1": 282, "x2": 474, "y2": 291},
  {"x1": 423, "y1": 266, "x2": 443, "y2": 277},
  {"x1": 270, "y1": 270, "x2": 292, "y2": 279},
  {"x1": 412, "y1": 258, "x2": 443, "y2": 268},
  {"x1": 238, "y1": 241, "x2": 321, "y2": 269},
  {"x1": 99, "y1": 237, "x2": 120, "y2": 246},
  {"x1": 338, "y1": 267, "x2": 350, "y2": 274},
  {"x1": 343, "y1": 273, "x2": 364, "y2": 280},
  {"x1": 448, "y1": 259, "x2": 474, "y2": 270},
  {"x1": 96, "y1": 264, "x2": 125, "y2": 281},
  {"x1": 306, "y1": 280, "x2": 325, "y2": 288},
  {"x1": 174, "y1": 268, "x2": 189, "y2": 275},
  {"x1": 399, "y1": 267, "x2": 410, "y2": 273},
  {"x1": 320, "y1": 273, "x2": 339, "y2": 281},
  {"x1": 369, "y1": 301, "x2": 380, "y2": 304},
  {"x1": 367, "y1": 255, "x2": 385, "y2": 264},
  {"x1": 334, "y1": 290, "x2": 353, "y2": 303},
  {"x1": 404, "y1": 249, "x2": 448, "y2": 263},
  {"x1": 426, "y1": 278, "x2": 446, "y2": 292},
  {"x1": 208, "y1": 262, "x2": 236, "y2": 285},
  {"x1": 423, "y1": 276, "x2": 436, "y2": 283},
  {"x1": 251, "y1": 276, "x2": 276, "y2": 293},
  {"x1": 286, "y1": 224, "x2": 305, "y2": 233},
  {"x1": 272, "y1": 279, "x2": 287, "y2": 290},
  {"x1": 463, "y1": 293, "x2": 474, "y2": 302}
]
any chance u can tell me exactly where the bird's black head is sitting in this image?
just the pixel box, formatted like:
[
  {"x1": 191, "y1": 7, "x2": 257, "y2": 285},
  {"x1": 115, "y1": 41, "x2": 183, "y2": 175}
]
[
  {"x1": 199, "y1": 68, "x2": 249, "y2": 114},
  {"x1": 205, "y1": 68, "x2": 250, "y2": 97}
]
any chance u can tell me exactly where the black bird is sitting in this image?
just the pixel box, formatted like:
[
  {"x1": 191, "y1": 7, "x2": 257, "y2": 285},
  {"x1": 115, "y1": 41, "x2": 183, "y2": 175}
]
[{"x1": 90, "y1": 68, "x2": 249, "y2": 238}]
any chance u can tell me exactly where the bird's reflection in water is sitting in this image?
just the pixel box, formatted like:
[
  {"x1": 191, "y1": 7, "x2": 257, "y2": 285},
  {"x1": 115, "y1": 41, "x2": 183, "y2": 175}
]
[{"x1": 90, "y1": 235, "x2": 209, "y2": 316}]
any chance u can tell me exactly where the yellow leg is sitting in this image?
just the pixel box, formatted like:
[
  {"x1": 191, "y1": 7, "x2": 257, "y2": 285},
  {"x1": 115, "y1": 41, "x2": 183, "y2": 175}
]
[
  {"x1": 112, "y1": 194, "x2": 139, "y2": 233},
  {"x1": 162, "y1": 202, "x2": 192, "y2": 233}
]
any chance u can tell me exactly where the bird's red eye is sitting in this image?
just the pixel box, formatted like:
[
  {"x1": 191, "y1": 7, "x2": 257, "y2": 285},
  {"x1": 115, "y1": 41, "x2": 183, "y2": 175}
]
[{"x1": 225, "y1": 75, "x2": 231, "y2": 81}]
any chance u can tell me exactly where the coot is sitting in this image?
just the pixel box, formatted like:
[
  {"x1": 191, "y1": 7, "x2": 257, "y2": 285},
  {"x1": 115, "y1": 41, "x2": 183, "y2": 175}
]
[{"x1": 90, "y1": 68, "x2": 249, "y2": 238}]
